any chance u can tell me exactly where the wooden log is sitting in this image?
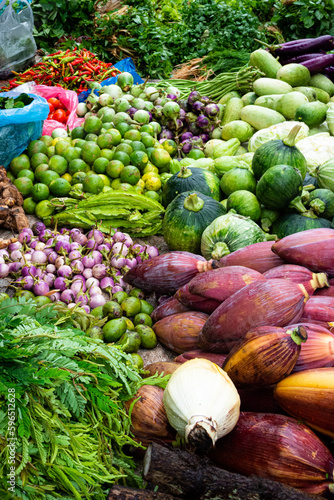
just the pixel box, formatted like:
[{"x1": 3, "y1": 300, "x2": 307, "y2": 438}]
[
  {"x1": 143, "y1": 442, "x2": 321, "y2": 500},
  {"x1": 107, "y1": 484, "x2": 175, "y2": 499}
]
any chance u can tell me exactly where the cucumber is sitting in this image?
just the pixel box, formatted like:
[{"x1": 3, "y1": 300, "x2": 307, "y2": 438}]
[
  {"x1": 221, "y1": 120, "x2": 254, "y2": 142},
  {"x1": 219, "y1": 91, "x2": 241, "y2": 106},
  {"x1": 309, "y1": 74, "x2": 334, "y2": 97},
  {"x1": 309, "y1": 87, "x2": 330, "y2": 104},
  {"x1": 293, "y1": 86, "x2": 317, "y2": 102},
  {"x1": 276, "y1": 63, "x2": 311, "y2": 87},
  {"x1": 254, "y1": 94, "x2": 284, "y2": 110},
  {"x1": 295, "y1": 101, "x2": 328, "y2": 127},
  {"x1": 275, "y1": 92, "x2": 308, "y2": 119},
  {"x1": 253, "y1": 78, "x2": 293, "y2": 96},
  {"x1": 249, "y1": 49, "x2": 282, "y2": 79},
  {"x1": 241, "y1": 92, "x2": 257, "y2": 106},
  {"x1": 240, "y1": 105, "x2": 285, "y2": 130},
  {"x1": 222, "y1": 97, "x2": 244, "y2": 125}
]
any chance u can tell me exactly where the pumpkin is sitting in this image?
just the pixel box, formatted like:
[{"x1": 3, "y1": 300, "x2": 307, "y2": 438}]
[
  {"x1": 256, "y1": 164, "x2": 305, "y2": 211},
  {"x1": 200, "y1": 211, "x2": 268, "y2": 260},
  {"x1": 252, "y1": 124, "x2": 307, "y2": 180},
  {"x1": 162, "y1": 166, "x2": 221, "y2": 208},
  {"x1": 271, "y1": 212, "x2": 333, "y2": 239},
  {"x1": 163, "y1": 191, "x2": 226, "y2": 254}
]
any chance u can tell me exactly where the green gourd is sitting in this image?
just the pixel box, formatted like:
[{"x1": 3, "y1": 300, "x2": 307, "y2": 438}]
[
  {"x1": 256, "y1": 164, "x2": 305, "y2": 212},
  {"x1": 162, "y1": 191, "x2": 226, "y2": 254},
  {"x1": 162, "y1": 166, "x2": 221, "y2": 207},
  {"x1": 252, "y1": 124, "x2": 307, "y2": 180},
  {"x1": 307, "y1": 189, "x2": 334, "y2": 219},
  {"x1": 220, "y1": 165, "x2": 257, "y2": 197},
  {"x1": 271, "y1": 212, "x2": 333, "y2": 239}
]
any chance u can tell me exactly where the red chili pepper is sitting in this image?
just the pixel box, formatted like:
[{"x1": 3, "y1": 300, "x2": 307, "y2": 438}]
[{"x1": 72, "y1": 58, "x2": 83, "y2": 65}]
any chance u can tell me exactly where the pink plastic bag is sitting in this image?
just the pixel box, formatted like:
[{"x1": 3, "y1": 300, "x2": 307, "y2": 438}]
[{"x1": 32, "y1": 85, "x2": 84, "y2": 136}]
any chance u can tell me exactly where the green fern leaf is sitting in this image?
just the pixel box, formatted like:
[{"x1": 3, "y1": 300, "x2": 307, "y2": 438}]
[
  {"x1": 56, "y1": 382, "x2": 86, "y2": 418},
  {"x1": 29, "y1": 410, "x2": 47, "y2": 465},
  {"x1": 17, "y1": 406, "x2": 31, "y2": 438},
  {"x1": 15, "y1": 436, "x2": 30, "y2": 475}
]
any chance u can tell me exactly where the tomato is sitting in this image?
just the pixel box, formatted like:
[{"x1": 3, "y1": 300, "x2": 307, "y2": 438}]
[
  {"x1": 48, "y1": 103, "x2": 55, "y2": 114},
  {"x1": 57, "y1": 101, "x2": 67, "y2": 111},
  {"x1": 53, "y1": 109, "x2": 67, "y2": 124},
  {"x1": 65, "y1": 109, "x2": 70, "y2": 117},
  {"x1": 48, "y1": 112, "x2": 55, "y2": 119},
  {"x1": 48, "y1": 97, "x2": 60, "y2": 108}
]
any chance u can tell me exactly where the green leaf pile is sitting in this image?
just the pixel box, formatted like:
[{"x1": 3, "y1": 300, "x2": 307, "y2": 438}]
[
  {"x1": 0, "y1": 297, "x2": 147, "y2": 500},
  {"x1": 0, "y1": 94, "x2": 33, "y2": 110}
]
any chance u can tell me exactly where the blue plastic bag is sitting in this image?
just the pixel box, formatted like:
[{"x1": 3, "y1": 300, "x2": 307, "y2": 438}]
[
  {"x1": 0, "y1": 91, "x2": 49, "y2": 169},
  {"x1": 78, "y1": 57, "x2": 144, "y2": 103}
]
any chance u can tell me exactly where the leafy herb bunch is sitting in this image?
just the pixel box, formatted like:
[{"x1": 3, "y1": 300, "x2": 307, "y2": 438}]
[
  {"x1": 0, "y1": 94, "x2": 33, "y2": 110},
  {"x1": 0, "y1": 297, "x2": 154, "y2": 500}
]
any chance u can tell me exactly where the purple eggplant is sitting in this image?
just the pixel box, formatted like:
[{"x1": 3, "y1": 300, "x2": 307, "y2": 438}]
[
  {"x1": 268, "y1": 35, "x2": 334, "y2": 56},
  {"x1": 280, "y1": 51, "x2": 327, "y2": 65},
  {"x1": 323, "y1": 66, "x2": 334, "y2": 82},
  {"x1": 300, "y1": 53, "x2": 334, "y2": 74}
]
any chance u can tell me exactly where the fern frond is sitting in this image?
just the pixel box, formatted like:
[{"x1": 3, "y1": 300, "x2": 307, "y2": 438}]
[
  {"x1": 15, "y1": 436, "x2": 30, "y2": 475},
  {"x1": 17, "y1": 405, "x2": 31, "y2": 438},
  {"x1": 29, "y1": 410, "x2": 47, "y2": 465},
  {"x1": 56, "y1": 382, "x2": 86, "y2": 419}
]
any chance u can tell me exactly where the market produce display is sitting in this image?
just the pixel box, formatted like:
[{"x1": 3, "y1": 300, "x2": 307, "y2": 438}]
[{"x1": 2, "y1": 14, "x2": 334, "y2": 500}]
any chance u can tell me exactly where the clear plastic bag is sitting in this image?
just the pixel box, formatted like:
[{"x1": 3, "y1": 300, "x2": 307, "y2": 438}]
[
  {"x1": 0, "y1": 91, "x2": 49, "y2": 168},
  {"x1": 0, "y1": 0, "x2": 36, "y2": 78}
]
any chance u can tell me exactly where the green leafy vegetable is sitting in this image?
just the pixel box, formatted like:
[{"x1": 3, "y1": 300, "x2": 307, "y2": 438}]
[
  {"x1": 0, "y1": 297, "x2": 165, "y2": 499},
  {"x1": 0, "y1": 94, "x2": 33, "y2": 110}
]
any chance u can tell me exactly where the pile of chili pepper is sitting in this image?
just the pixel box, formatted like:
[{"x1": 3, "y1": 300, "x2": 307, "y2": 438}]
[{"x1": 5, "y1": 48, "x2": 121, "y2": 94}]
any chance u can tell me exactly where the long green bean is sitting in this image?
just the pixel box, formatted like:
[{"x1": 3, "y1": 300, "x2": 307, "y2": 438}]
[{"x1": 156, "y1": 66, "x2": 264, "y2": 100}]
